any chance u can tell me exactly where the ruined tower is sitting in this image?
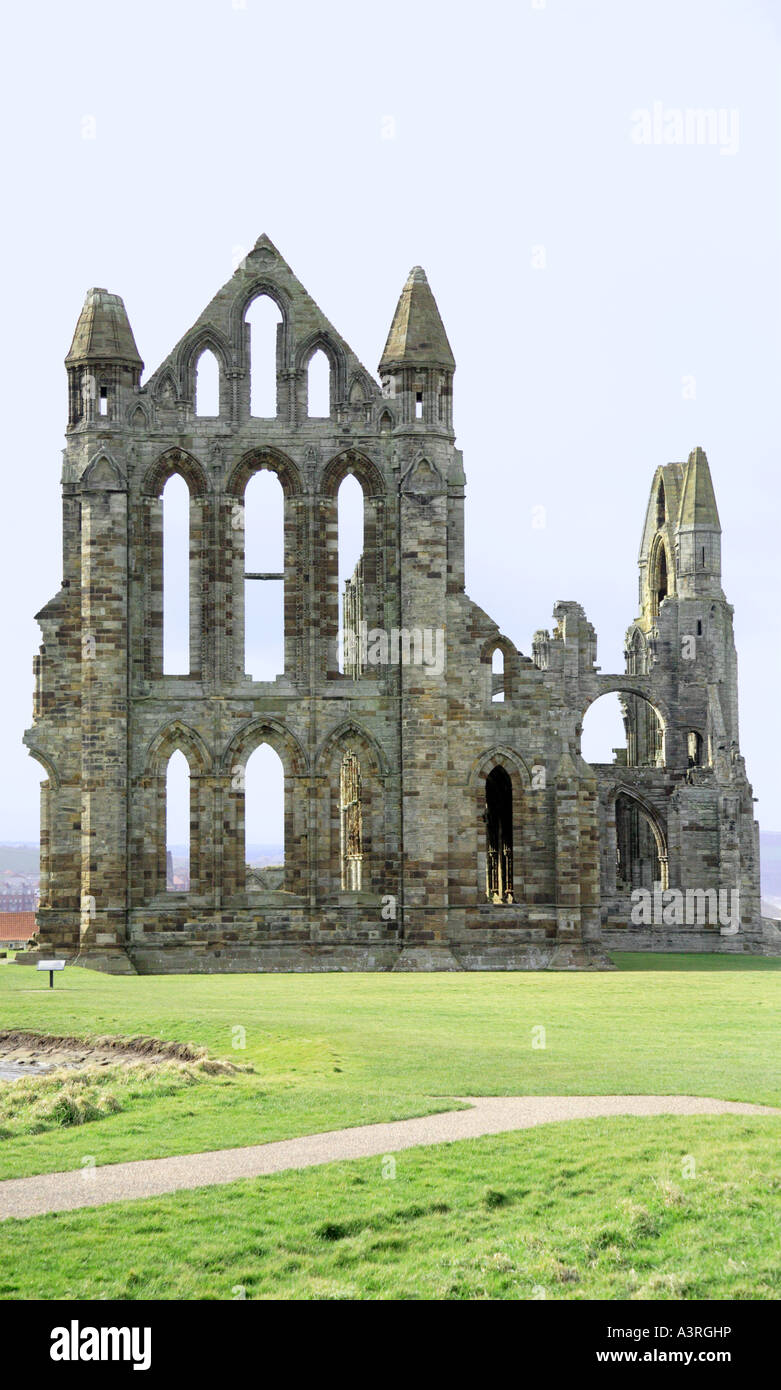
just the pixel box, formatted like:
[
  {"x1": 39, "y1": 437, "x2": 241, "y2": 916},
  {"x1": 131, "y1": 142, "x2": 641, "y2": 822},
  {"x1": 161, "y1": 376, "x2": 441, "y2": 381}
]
[
  {"x1": 594, "y1": 448, "x2": 762, "y2": 949},
  {"x1": 21, "y1": 238, "x2": 764, "y2": 973}
]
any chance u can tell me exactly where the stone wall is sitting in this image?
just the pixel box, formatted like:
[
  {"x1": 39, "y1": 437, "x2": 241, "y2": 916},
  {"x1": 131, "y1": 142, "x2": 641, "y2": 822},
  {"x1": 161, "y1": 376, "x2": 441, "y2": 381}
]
[{"x1": 20, "y1": 240, "x2": 767, "y2": 973}]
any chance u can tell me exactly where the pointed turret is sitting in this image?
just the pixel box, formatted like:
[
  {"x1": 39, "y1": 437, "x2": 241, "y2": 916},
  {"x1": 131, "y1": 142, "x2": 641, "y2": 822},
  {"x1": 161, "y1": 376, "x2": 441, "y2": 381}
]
[
  {"x1": 379, "y1": 266, "x2": 455, "y2": 372},
  {"x1": 378, "y1": 267, "x2": 455, "y2": 432},
  {"x1": 675, "y1": 447, "x2": 722, "y2": 597},
  {"x1": 677, "y1": 446, "x2": 721, "y2": 531},
  {"x1": 66, "y1": 289, "x2": 143, "y2": 369},
  {"x1": 65, "y1": 289, "x2": 143, "y2": 428}
]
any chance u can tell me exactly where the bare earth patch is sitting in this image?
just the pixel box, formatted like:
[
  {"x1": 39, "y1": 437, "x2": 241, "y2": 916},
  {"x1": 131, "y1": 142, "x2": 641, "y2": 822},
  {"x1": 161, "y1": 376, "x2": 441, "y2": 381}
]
[
  {"x1": 0, "y1": 1030, "x2": 227, "y2": 1080},
  {"x1": 0, "y1": 1032, "x2": 252, "y2": 1144}
]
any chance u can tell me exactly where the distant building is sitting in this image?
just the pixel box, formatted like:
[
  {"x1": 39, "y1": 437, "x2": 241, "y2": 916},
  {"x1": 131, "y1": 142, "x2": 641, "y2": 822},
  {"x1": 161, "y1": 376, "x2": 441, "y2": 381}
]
[
  {"x1": 0, "y1": 877, "x2": 39, "y2": 912},
  {"x1": 0, "y1": 912, "x2": 36, "y2": 943}
]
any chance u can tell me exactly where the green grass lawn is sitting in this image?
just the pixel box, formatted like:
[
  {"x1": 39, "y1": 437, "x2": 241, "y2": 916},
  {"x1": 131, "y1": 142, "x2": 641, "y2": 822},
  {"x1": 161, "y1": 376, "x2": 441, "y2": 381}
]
[
  {"x1": 0, "y1": 953, "x2": 778, "y2": 1299},
  {"x1": 0, "y1": 1117, "x2": 777, "y2": 1300},
  {"x1": 0, "y1": 952, "x2": 778, "y2": 1182}
]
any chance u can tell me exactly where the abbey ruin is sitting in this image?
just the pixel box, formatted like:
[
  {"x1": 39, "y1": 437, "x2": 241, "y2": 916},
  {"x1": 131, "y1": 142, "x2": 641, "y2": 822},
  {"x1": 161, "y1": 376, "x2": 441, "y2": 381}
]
[{"x1": 21, "y1": 236, "x2": 764, "y2": 973}]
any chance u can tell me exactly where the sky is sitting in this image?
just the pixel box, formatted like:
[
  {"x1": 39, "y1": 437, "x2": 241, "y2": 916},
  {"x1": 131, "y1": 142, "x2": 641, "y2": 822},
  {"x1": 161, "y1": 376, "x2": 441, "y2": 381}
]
[{"x1": 0, "y1": 0, "x2": 779, "y2": 846}]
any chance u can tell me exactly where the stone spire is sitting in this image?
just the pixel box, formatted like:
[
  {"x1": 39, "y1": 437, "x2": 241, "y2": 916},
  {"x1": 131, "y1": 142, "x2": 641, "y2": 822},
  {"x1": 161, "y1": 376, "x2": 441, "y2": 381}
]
[
  {"x1": 379, "y1": 266, "x2": 455, "y2": 372},
  {"x1": 66, "y1": 288, "x2": 143, "y2": 369},
  {"x1": 677, "y1": 446, "x2": 721, "y2": 532},
  {"x1": 675, "y1": 446, "x2": 722, "y2": 596}
]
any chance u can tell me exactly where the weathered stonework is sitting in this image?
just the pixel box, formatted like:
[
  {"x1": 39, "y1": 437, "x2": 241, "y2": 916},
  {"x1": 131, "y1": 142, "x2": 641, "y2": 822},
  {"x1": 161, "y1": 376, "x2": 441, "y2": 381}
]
[{"x1": 20, "y1": 236, "x2": 767, "y2": 973}]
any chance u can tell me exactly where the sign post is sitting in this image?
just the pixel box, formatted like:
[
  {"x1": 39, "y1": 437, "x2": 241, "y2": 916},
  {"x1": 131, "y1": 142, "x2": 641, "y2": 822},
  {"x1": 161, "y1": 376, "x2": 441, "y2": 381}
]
[{"x1": 37, "y1": 960, "x2": 65, "y2": 989}]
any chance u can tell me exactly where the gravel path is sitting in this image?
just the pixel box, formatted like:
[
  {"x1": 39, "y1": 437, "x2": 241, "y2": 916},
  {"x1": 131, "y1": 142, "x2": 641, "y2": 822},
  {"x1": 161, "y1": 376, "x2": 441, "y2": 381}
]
[{"x1": 1, "y1": 1094, "x2": 777, "y2": 1222}]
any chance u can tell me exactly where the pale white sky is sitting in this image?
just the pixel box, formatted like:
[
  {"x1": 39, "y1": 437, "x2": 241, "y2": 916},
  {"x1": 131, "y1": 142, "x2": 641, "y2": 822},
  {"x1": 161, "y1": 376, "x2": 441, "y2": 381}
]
[{"x1": 1, "y1": 0, "x2": 779, "y2": 844}]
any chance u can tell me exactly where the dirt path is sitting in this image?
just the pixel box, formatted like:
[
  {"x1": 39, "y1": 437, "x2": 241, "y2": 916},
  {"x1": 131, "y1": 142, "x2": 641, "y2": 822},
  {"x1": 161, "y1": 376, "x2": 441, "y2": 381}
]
[{"x1": 1, "y1": 1094, "x2": 777, "y2": 1221}]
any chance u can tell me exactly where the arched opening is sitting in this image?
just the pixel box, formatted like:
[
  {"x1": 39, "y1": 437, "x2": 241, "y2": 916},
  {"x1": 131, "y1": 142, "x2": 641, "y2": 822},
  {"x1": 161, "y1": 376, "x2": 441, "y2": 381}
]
[
  {"x1": 485, "y1": 765, "x2": 513, "y2": 902},
  {"x1": 162, "y1": 473, "x2": 190, "y2": 675},
  {"x1": 339, "y1": 750, "x2": 363, "y2": 890},
  {"x1": 491, "y1": 647, "x2": 504, "y2": 703},
  {"x1": 651, "y1": 540, "x2": 669, "y2": 616},
  {"x1": 616, "y1": 792, "x2": 667, "y2": 891},
  {"x1": 244, "y1": 470, "x2": 284, "y2": 680},
  {"x1": 165, "y1": 749, "x2": 190, "y2": 891},
  {"x1": 688, "y1": 730, "x2": 704, "y2": 767},
  {"x1": 23, "y1": 753, "x2": 56, "y2": 912},
  {"x1": 194, "y1": 349, "x2": 219, "y2": 416},
  {"x1": 657, "y1": 547, "x2": 668, "y2": 607},
  {"x1": 245, "y1": 743, "x2": 284, "y2": 889},
  {"x1": 246, "y1": 296, "x2": 282, "y2": 417},
  {"x1": 581, "y1": 693, "x2": 628, "y2": 766},
  {"x1": 379, "y1": 410, "x2": 392, "y2": 433},
  {"x1": 656, "y1": 480, "x2": 666, "y2": 529},
  {"x1": 307, "y1": 348, "x2": 331, "y2": 417},
  {"x1": 581, "y1": 691, "x2": 665, "y2": 768},
  {"x1": 321, "y1": 453, "x2": 384, "y2": 682},
  {"x1": 338, "y1": 474, "x2": 365, "y2": 675},
  {"x1": 625, "y1": 628, "x2": 647, "y2": 676}
]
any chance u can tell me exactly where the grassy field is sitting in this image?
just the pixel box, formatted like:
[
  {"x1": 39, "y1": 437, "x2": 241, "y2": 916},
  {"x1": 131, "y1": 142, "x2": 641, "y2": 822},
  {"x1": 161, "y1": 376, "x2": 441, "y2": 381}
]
[
  {"x1": 0, "y1": 953, "x2": 778, "y2": 1299},
  {"x1": 0, "y1": 1115, "x2": 778, "y2": 1300}
]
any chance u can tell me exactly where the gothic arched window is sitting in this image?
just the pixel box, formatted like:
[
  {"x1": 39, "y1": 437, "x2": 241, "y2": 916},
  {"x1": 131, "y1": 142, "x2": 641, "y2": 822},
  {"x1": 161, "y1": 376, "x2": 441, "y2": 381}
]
[
  {"x1": 244, "y1": 470, "x2": 284, "y2": 680},
  {"x1": 688, "y1": 730, "x2": 704, "y2": 767},
  {"x1": 165, "y1": 749, "x2": 190, "y2": 892},
  {"x1": 491, "y1": 647, "x2": 504, "y2": 703},
  {"x1": 485, "y1": 765, "x2": 513, "y2": 902},
  {"x1": 651, "y1": 540, "x2": 669, "y2": 617},
  {"x1": 194, "y1": 349, "x2": 219, "y2": 416},
  {"x1": 340, "y1": 750, "x2": 363, "y2": 890},
  {"x1": 245, "y1": 743, "x2": 284, "y2": 888},
  {"x1": 246, "y1": 295, "x2": 282, "y2": 417},
  {"x1": 656, "y1": 479, "x2": 666, "y2": 529},
  {"x1": 307, "y1": 348, "x2": 331, "y2": 417},
  {"x1": 338, "y1": 475, "x2": 364, "y2": 675},
  {"x1": 162, "y1": 474, "x2": 190, "y2": 675}
]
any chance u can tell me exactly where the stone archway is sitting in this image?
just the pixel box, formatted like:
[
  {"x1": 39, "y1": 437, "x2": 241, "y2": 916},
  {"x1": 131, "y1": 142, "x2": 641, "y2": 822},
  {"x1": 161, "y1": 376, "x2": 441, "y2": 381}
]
[{"x1": 615, "y1": 790, "x2": 668, "y2": 892}]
